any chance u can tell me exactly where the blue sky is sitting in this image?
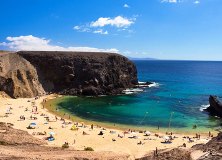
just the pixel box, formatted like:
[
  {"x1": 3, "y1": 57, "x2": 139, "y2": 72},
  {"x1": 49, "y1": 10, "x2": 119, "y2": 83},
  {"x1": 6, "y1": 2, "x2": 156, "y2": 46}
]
[{"x1": 0, "y1": 0, "x2": 222, "y2": 60}]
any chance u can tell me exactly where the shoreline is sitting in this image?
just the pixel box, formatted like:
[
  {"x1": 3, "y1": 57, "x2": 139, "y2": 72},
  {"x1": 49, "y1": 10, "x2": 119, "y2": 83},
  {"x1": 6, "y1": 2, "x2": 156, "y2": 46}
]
[
  {"x1": 0, "y1": 94, "x2": 217, "y2": 159},
  {"x1": 44, "y1": 95, "x2": 218, "y2": 135}
]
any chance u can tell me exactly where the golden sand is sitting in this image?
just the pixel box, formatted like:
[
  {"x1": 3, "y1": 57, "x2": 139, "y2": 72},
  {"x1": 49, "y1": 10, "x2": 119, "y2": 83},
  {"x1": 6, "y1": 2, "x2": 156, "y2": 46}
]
[{"x1": 0, "y1": 95, "x2": 214, "y2": 159}]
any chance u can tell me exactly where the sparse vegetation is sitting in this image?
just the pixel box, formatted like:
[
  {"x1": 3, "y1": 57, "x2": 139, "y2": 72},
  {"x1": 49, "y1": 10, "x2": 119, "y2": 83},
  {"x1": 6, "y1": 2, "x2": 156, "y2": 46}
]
[
  {"x1": 0, "y1": 141, "x2": 8, "y2": 145},
  {"x1": 84, "y1": 147, "x2": 94, "y2": 151},
  {"x1": 62, "y1": 143, "x2": 69, "y2": 149}
]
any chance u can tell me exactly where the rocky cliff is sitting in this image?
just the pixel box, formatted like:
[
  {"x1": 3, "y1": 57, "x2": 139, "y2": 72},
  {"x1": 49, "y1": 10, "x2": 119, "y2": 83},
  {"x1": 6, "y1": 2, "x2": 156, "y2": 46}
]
[
  {"x1": 205, "y1": 95, "x2": 222, "y2": 118},
  {"x1": 0, "y1": 51, "x2": 138, "y2": 98},
  {"x1": 0, "y1": 52, "x2": 45, "y2": 98}
]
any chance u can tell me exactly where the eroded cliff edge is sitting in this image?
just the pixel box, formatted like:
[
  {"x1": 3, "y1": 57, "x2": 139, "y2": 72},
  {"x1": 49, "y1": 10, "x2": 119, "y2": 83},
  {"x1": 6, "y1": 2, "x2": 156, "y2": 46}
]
[{"x1": 0, "y1": 51, "x2": 138, "y2": 98}]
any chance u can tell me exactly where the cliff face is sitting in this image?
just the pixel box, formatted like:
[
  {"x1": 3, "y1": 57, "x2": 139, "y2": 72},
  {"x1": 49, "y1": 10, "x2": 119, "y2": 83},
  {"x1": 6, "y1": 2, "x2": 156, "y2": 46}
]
[
  {"x1": 0, "y1": 53, "x2": 45, "y2": 98},
  {"x1": 0, "y1": 51, "x2": 138, "y2": 98}
]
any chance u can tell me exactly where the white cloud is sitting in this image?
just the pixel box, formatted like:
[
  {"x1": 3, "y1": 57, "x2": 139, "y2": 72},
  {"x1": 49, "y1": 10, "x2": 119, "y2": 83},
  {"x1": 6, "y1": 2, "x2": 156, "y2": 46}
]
[
  {"x1": 194, "y1": 0, "x2": 200, "y2": 4},
  {"x1": 73, "y1": 16, "x2": 136, "y2": 35},
  {"x1": 123, "y1": 4, "x2": 130, "y2": 8},
  {"x1": 0, "y1": 35, "x2": 119, "y2": 53},
  {"x1": 93, "y1": 29, "x2": 108, "y2": 35},
  {"x1": 162, "y1": 0, "x2": 200, "y2": 4},
  {"x1": 90, "y1": 16, "x2": 135, "y2": 28},
  {"x1": 161, "y1": 0, "x2": 178, "y2": 3},
  {"x1": 73, "y1": 26, "x2": 81, "y2": 30},
  {"x1": 73, "y1": 25, "x2": 91, "y2": 33}
]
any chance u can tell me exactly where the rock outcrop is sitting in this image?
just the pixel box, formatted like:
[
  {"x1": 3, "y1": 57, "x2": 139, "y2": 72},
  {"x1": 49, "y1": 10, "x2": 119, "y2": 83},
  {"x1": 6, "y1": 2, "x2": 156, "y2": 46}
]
[
  {"x1": 0, "y1": 51, "x2": 138, "y2": 98},
  {"x1": 192, "y1": 132, "x2": 222, "y2": 160},
  {"x1": 0, "y1": 122, "x2": 46, "y2": 145},
  {"x1": 205, "y1": 95, "x2": 222, "y2": 118},
  {"x1": 0, "y1": 52, "x2": 45, "y2": 98}
]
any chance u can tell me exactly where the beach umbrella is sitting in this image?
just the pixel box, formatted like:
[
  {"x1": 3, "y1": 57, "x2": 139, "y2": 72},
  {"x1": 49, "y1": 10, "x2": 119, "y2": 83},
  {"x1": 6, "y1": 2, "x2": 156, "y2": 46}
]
[
  {"x1": 163, "y1": 136, "x2": 170, "y2": 140},
  {"x1": 30, "y1": 122, "x2": 36, "y2": 126},
  {"x1": 145, "y1": 131, "x2": 151, "y2": 135},
  {"x1": 130, "y1": 132, "x2": 137, "y2": 137},
  {"x1": 6, "y1": 108, "x2": 10, "y2": 113},
  {"x1": 49, "y1": 131, "x2": 55, "y2": 135},
  {"x1": 71, "y1": 125, "x2": 78, "y2": 131}
]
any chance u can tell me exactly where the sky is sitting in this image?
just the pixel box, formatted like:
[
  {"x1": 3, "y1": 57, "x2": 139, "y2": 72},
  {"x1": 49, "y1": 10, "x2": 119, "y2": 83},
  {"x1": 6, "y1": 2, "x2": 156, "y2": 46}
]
[{"x1": 0, "y1": 0, "x2": 222, "y2": 60}]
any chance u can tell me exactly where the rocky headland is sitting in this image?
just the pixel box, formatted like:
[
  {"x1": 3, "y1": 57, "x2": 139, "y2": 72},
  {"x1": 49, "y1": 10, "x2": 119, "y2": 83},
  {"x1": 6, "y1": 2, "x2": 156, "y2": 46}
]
[
  {"x1": 0, "y1": 51, "x2": 138, "y2": 98},
  {"x1": 205, "y1": 95, "x2": 222, "y2": 118}
]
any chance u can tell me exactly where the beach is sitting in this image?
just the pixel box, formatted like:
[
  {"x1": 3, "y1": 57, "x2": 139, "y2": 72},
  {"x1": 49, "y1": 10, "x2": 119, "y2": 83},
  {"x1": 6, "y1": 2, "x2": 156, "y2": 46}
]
[{"x1": 0, "y1": 94, "x2": 214, "y2": 159}]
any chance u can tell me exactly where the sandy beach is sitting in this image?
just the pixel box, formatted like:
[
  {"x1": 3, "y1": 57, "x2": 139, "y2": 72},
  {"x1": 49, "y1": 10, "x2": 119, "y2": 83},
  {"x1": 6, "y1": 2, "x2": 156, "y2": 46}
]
[{"x1": 0, "y1": 94, "x2": 214, "y2": 159}]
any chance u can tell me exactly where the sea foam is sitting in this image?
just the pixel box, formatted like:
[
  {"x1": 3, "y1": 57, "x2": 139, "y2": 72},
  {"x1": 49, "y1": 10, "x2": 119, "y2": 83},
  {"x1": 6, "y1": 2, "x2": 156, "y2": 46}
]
[
  {"x1": 199, "y1": 104, "x2": 209, "y2": 112},
  {"x1": 123, "y1": 82, "x2": 159, "y2": 94},
  {"x1": 137, "y1": 81, "x2": 160, "y2": 88}
]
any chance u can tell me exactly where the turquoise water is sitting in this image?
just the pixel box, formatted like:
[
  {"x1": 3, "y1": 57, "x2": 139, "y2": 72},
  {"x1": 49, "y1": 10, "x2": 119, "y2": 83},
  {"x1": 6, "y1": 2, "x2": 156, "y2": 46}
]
[{"x1": 52, "y1": 61, "x2": 222, "y2": 131}]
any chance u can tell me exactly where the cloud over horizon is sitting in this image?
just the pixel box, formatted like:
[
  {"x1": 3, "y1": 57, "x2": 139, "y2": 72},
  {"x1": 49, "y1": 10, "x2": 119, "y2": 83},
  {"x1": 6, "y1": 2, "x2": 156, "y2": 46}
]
[
  {"x1": 161, "y1": 0, "x2": 201, "y2": 4},
  {"x1": 0, "y1": 35, "x2": 119, "y2": 53},
  {"x1": 161, "y1": 0, "x2": 178, "y2": 3}
]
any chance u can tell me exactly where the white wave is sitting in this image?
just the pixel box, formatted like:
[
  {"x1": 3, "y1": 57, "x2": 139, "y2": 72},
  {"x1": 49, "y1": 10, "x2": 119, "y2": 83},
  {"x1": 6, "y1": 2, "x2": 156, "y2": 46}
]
[
  {"x1": 131, "y1": 88, "x2": 144, "y2": 92},
  {"x1": 122, "y1": 82, "x2": 159, "y2": 95},
  {"x1": 98, "y1": 95, "x2": 107, "y2": 97},
  {"x1": 138, "y1": 81, "x2": 146, "y2": 84},
  {"x1": 148, "y1": 82, "x2": 159, "y2": 88},
  {"x1": 199, "y1": 104, "x2": 209, "y2": 112},
  {"x1": 137, "y1": 82, "x2": 159, "y2": 88},
  {"x1": 124, "y1": 91, "x2": 134, "y2": 95},
  {"x1": 122, "y1": 88, "x2": 143, "y2": 94}
]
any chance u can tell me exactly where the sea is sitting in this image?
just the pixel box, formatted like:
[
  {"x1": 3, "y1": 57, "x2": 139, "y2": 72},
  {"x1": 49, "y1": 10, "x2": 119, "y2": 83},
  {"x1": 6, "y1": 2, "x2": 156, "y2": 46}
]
[{"x1": 46, "y1": 60, "x2": 222, "y2": 133}]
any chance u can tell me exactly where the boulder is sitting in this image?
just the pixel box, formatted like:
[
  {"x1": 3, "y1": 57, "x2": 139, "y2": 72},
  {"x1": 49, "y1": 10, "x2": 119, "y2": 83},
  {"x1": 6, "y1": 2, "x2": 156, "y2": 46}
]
[{"x1": 205, "y1": 95, "x2": 222, "y2": 118}]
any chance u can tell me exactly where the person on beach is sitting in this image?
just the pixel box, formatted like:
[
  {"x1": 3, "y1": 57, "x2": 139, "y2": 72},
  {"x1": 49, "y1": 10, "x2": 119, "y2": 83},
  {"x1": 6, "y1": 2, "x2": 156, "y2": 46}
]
[
  {"x1": 193, "y1": 124, "x2": 197, "y2": 129},
  {"x1": 91, "y1": 124, "x2": 93, "y2": 130},
  {"x1": 195, "y1": 133, "x2": 198, "y2": 138},
  {"x1": 83, "y1": 131, "x2": 89, "y2": 135},
  {"x1": 137, "y1": 141, "x2": 142, "y2": 145},
  {"x1": 98, "y1": 131, "x2": 103, "y2": 135}
]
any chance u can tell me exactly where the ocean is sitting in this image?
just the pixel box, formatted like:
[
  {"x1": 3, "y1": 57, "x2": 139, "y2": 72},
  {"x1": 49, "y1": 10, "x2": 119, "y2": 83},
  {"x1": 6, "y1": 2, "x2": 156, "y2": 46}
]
[{"x1": 47, "y1": 60, "x2": 222, "y2": 133}]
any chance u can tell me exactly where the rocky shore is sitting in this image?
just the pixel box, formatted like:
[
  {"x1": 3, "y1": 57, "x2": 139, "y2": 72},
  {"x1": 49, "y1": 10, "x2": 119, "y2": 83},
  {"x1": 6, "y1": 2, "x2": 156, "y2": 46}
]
[{"x1": 205, "y1": 95, "x2": 222, "y2": 118}]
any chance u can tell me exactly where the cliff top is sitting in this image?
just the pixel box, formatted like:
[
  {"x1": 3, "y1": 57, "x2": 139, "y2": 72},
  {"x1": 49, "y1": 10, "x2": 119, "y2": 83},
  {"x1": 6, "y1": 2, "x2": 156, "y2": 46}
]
[
  {"x1": 0, "y1": 50, "x2": 12, "y2": 55},
  {"x1": 17, "y1": 51, "x2": 126, "y2": 59}
]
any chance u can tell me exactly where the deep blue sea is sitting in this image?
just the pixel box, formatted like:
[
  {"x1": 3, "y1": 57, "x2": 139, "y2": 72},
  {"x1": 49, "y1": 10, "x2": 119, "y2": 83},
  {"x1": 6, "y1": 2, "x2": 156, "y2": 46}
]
[{"x1": 50, "y1": 60, "x2": 222, "y2": 132}]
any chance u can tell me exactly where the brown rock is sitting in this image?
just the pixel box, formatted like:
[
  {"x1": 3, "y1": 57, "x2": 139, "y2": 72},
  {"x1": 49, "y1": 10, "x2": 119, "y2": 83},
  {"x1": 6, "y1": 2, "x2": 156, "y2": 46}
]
[{"x1": 0, "y1": 51, "x2": 138, "y2": 98}]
